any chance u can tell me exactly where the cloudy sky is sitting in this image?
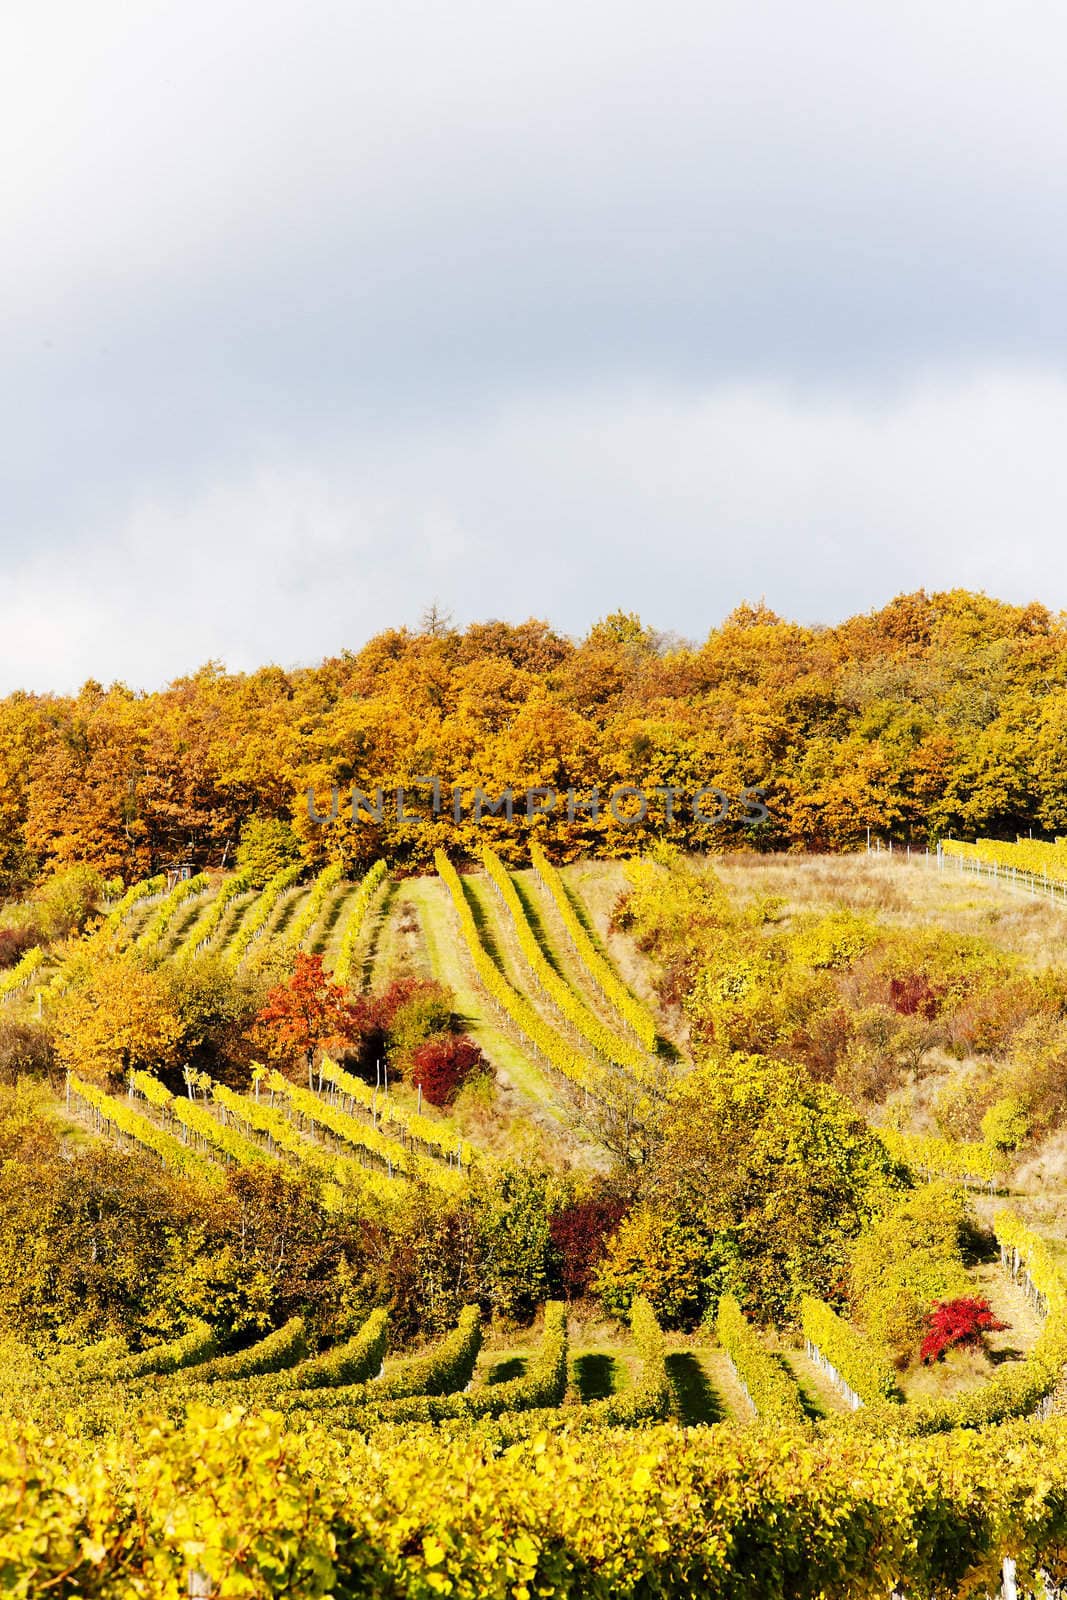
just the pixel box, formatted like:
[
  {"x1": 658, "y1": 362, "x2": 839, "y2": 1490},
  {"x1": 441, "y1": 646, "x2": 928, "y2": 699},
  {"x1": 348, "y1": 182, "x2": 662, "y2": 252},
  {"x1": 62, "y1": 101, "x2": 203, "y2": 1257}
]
[{"x1": 4, "y1": 1, "x2": 1067, "y2": 691}]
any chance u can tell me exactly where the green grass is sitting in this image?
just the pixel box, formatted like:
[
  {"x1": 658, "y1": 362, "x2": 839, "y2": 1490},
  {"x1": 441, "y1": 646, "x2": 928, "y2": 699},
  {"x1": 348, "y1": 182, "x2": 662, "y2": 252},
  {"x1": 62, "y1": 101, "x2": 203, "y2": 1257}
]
[
  {"x1": 212, "y1": 890, "x2": 258, "y2": 955},
  {"x1": 306, "y1": 881, "x2": 352, "y2": 957},
  {"x1": 779, "y1": 1347, "x2": 849, "y2": 1419},
  {"x1": 572, "y1": 1351, "x2": 623, "y2": 1402}
]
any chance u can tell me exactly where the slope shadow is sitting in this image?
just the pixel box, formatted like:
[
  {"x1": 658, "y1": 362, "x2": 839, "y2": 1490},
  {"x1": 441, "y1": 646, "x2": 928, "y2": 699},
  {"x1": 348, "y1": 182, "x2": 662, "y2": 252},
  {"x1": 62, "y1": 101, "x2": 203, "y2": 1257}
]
[
  {"x1": 574, "y1": 1352, "x2": 618, "y2": 1401},
  {"x1": 666, "y1": 1352, "x2": 726, "y2": 1425}
]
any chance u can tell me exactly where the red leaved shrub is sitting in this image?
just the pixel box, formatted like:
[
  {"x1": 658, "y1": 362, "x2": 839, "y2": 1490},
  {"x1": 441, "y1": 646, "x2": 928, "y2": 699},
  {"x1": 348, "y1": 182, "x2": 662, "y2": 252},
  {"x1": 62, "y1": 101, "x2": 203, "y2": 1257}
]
[
  {"x1": 408, "y1": 1034, "x2": 486, "y2": 1106},
  {"x1": 920, "y1": 1296, "x2": 1007, "y2": 1363},
  {"x1": 889, "y1": 973, "x2": 941, "y2": 1019},
  {"x1": 550, "y1": 1197, "x2": 629, "y2": 1297}
]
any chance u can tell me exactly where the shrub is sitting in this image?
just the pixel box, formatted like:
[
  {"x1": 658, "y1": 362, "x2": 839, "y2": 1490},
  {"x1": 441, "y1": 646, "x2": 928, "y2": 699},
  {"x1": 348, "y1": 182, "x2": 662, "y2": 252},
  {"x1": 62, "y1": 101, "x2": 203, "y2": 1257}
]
[
  {"x1": 0, "y1": 924, "x2": 44, "y2": 969},
  {"x1": 346, "y1": 978, "x2": 454, "y2": 1076},
  {"x1": 0, "y1": 1020, "x2": 55, "y2": 1084},
  {"x1": 920, "y1": 1297, "x2": 1007, "y2": 1364},
  {"x1": 235, "y1": 818, "x2": 302, "y2": 889},
  {"x1": 849, "y1": 1184, "x2": 974, "y2": 1364},
  {"x1": 596, "y1": 1206, "x2": 709, "y2": 1328},
  {"x1": 34, "y1": 865, "x2": 104, "y2": 938},
  {"x1": 408, "y1": 1034, "x2": 486, "y2": 1106},
  {"x1": 981, "y1": 1096, "x2": 1030, "y2": 1152},
  {"x1": 550, "y1": 1196, "x2": 628, "y2": 1298},
  {"x1": 888, "y1": 973, "x2": 941, "y2": 1019},
  {"x1": 384, "y1": 981, "x2": 454, "y2": 1068}
]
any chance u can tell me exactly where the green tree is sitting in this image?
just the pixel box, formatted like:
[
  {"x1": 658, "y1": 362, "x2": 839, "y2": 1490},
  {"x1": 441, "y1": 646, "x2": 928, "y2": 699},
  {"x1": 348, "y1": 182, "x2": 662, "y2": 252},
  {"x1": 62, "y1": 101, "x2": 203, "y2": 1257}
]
[
  {"x1": 235, "y1": 817, "x2": 302, "y2": 889},
  {"x1": 621, "y1": 1054, "x2": 902, "y2": 1324}
]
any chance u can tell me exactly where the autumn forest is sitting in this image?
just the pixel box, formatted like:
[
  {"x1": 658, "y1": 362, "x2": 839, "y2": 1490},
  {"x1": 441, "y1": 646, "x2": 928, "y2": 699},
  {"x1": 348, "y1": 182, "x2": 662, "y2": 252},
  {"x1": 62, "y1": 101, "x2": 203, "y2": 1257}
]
[{"x1": 2, "y1": 588, "x2": 1063, "y2": 893}]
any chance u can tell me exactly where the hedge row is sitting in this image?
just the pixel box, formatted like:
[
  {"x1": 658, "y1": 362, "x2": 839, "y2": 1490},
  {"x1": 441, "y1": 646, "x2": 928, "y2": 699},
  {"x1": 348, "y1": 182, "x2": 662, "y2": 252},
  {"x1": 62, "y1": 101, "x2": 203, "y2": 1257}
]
[
  {"x1": 135, "y1": 872, "x2": 210, "y2": 949},
  {"x1": 716, "y1": 1295, "x2": 807, "y2": 1426},
  {"x1": 332, "y1": 860, "x2": 388, "y2": 986},
  {"x1": 171, "y1": 1318, "x2": 308, "y2": 1385},
  {"x1": 170, "y1": 1093, "x2": 271, "y2": 1169},
  {"x1": 356, "y1": 1302, "x2": 569, "y2": 1429},
  {"x1": 204, "y1": 1308, "x2": 391, "y2": 1406},
  {"x1": 996, "y1": 1206, "x2": 1067, "y2": 1319},
  {"x1": 436, "y1": 849, "x2": 609, "y2": 1102},
  {"x1": 531, "y1": 840, "x2": 658, "y2": 1050},
  {"x1": 879, "y1": 1126, "x2": 1007, "y2": 1187},
  {"x1": 590, "y1": 1297, "x2": 671, "y2": 1427},
  {"x1": 177, "y1": 867, "x2": 254, "y2": 958},
  {"x1": 213, "y1": 1080, "x2": 402, "y2": 1210},
  {"x1": 285, "y1": 1307, "x2": 390, "y2": 1391},
  {"x1": 283, "y1": 862, "x2": 345, "y2": 952},
  {"x1": 943, "y1": 836, "x2": 1067, "y2": 887},
  {"x1": 130, "y1": 1070, "x2": 269, "y2": 1170},
  {"x1": 290, "y1": 1306, "x2": 483, "y2": 1419},
  {"x1": 482, "y1": 844, "x2": 660, "y2": 1089},
  {"x1": 225, "y1": 862, "x2": 305, "y2": 967},
  {"x1": 799, "y1": 1297, "x2": 900, "y2": 1407},
  {"x1": 102, "y1": 872, "x2": 165, "y2": 934},
  {"x1": 12, "y1": 1408, "x2": 1067, "y2": 1597},
  {"x1": 70, "y1": 1075, "x2": 221, "y2": 1186},
  {"x1": 270, "y1": 1071, "x2": 464, "y2": 1194},
  {"x1": 461, "y1": 1299, "x2": 669, "y2": 1441},
  {"x1": 108, "y1": 1320, "x2": 219, "y2": 1382},
  {"x1": 0, "y1": 944, "x2": 46, "y2": 1001},
  {"x1": 319, "y1": 1053, "x2": 475, "y2": 1167}
]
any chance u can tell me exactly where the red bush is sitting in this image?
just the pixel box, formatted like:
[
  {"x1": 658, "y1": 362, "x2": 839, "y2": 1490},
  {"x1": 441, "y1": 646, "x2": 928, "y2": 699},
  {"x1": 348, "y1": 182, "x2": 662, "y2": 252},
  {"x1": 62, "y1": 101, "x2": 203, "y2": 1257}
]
[
  {"x1": 919, "y1": 1296, "x2": 1007, "y2": 1363},
  {"x1": 408, "y1": 1034, "x2": 486, "y2": 1106},
  {"x1": 550, "y1": 1198, "x2": 628, "y2": 1297},
  {"x1": 349, "y1": 978, "x2": 452, "y2": 1071},
  {"x1": 889, "y1": 973, "x2": 941, "y2": 1019}
]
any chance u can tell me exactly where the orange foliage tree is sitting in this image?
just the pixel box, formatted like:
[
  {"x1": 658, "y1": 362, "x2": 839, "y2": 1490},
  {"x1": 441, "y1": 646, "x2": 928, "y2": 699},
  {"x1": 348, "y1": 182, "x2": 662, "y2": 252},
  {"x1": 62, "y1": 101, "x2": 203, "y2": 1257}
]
[{"x1": 255, "y1": 953, "x2": 361, "y2": 1086}]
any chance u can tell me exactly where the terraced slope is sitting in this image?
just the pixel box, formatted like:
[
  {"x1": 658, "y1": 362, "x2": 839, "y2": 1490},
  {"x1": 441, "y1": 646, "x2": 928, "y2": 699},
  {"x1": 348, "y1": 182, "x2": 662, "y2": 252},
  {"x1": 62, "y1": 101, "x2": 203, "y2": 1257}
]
[{"x1": 401, "y1": 874, "x2": 583, "y2": 1132}]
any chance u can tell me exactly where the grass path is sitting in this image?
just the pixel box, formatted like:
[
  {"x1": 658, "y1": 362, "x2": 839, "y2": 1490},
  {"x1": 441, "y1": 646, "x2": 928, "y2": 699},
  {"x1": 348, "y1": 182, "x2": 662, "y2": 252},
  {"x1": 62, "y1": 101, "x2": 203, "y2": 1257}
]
[
  {"x1": 674, "y1": 1348, "x2": 751, "y2": 1425},
  {"x1": 780, "y1": 1346, "x2": 853, "y2": 1418},
  {"x1": 121, "y1": 894, "x2": 166, "y2": 941},
  {"x1": 367, "y1": 880, "x2": 420, "y2": 989},
  {"x1": 461, "y1": 871, "x2": 621, "y2": 1080},
  {"x1": 508, "y1": 867, "x2": 654, "y2": 1051},
  {"x1": 212, "y1": 890, "x2": 258, "y2": 955},
  {"x1": 156, "y1": 885, "x2": 216, "y2": 957},
  {"x1": 306, "y1": 881, "x2": 352, "y2": 957},
  {"x1": 560, "y1": 859, "x2": 666, "y2": 1016},
  {"x1": 262, "y1": 885, "x2": 308, "y2": 943}
]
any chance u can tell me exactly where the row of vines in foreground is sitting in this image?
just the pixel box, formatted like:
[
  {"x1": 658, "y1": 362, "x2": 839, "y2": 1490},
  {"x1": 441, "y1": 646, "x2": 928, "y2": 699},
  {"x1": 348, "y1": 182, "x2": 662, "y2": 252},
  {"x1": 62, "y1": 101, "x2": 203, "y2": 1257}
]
[{"x1": 3, "y1": 1408, "x2": 1067, "y2": 1597}]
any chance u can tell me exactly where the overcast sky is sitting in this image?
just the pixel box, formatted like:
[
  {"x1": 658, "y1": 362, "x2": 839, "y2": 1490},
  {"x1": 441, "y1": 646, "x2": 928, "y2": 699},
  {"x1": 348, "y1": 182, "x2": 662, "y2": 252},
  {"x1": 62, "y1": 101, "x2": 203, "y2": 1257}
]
[{"x1": 4, "y1": 1, "x2": 1067, "y2": 691}]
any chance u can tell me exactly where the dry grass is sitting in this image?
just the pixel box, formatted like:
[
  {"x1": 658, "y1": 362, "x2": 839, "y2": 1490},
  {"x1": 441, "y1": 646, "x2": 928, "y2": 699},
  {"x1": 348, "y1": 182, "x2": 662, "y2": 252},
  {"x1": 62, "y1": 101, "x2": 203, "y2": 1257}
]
[{"x1": 715, "y1": 850, "x2": 1067, "y2": 968}]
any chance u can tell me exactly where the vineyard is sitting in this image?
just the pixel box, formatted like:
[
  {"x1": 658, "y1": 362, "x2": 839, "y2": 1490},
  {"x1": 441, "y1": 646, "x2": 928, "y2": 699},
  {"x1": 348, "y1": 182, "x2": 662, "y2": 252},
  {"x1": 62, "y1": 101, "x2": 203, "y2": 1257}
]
[{"x1": 8, "y1": 843, "x2": 1067, "y2": 1595}]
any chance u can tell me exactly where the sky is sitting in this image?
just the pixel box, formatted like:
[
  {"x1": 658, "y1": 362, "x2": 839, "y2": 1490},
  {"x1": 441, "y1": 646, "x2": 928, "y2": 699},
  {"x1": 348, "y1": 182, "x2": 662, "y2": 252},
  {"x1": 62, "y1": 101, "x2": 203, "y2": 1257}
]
[{"x1": 4, "y1": 0, "x2": 1067, "y2": 692}]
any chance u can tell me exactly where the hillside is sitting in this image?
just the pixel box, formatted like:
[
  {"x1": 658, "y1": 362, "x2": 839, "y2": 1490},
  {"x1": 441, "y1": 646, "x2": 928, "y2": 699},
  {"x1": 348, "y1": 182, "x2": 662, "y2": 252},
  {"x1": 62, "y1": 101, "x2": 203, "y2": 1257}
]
[{"x1": 6, "y1": 839, "x2": 1067, "y2": 1592}]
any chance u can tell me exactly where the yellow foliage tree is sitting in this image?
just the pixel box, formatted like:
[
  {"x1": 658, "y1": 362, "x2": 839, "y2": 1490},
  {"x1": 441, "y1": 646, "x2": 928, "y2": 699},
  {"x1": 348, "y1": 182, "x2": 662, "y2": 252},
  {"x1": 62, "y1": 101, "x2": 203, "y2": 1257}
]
[{"x1": 53, "y1": 954, "x2": 184, "y2": 1085}]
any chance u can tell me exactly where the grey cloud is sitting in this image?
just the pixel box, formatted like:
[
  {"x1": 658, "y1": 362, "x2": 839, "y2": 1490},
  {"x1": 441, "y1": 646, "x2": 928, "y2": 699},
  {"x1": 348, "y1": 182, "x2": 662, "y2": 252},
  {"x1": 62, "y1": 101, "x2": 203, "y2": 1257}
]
[{"x1": 3, "y1": 1, "x2": 1067, "y2": 684}]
